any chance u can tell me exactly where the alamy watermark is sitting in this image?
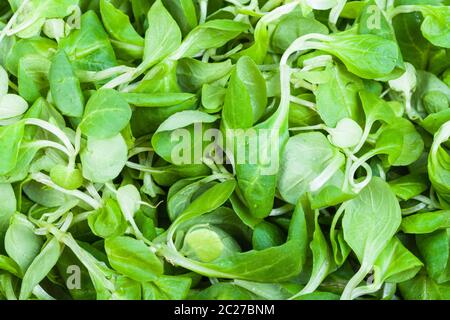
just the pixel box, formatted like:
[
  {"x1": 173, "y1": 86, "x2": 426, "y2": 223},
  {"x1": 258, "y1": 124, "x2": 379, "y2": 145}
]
[
  {"x1": 66, "y1": 265, "x2": 81, "y2": 290},
  {"x1": 366, "y1": 4, "x2": 383, "y2": 30},
  {"x1": 169, "y1": 124, "x2": 281, "y2": 175}
]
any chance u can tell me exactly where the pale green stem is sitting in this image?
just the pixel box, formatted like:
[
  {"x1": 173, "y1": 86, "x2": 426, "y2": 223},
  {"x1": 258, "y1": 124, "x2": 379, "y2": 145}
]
[
  {"x1": 25, "y1": 118, "x2": 75, "y2": 155},
  {"x1": 211, "y1": 44, "x2": 243, "y2": 60},
  {"x1": 329, "y1": 0, "x2": 347, "y2": 25},
  {"x1": 348, "y1": 150, "x2": 377, "y2": 191},
  {"x1": 32, "y1": 285, "x2": 55, "y2": 300},
  {"x1": 290, "y1": 95, "x2": 317, "y2": 109},
  {"x1": 199, "y1": 0, "x2": 209, "y2": 24},
  {"x1": 269, "y1": 203, "x2": 295, "y2": 216},
  {"x1": 350, "y1": 282, "x2": 382, "y2": 300},
  {"x1": 309, "y1": 156, "x2": 345, "y2": 192},
  {"x1": 86, "y1": 183, "x2": 103, "y2": 204},
  {"x1": 388, "y1": 5, "x2": 426, "y2": 19},
  {"x1": 31, "y1": 173, "x2": 101, "y2": 209},
  {"x1": 0, "y1": 0, "x2": 30, "y2": 45},
  {"x1": 23, "y1": 140, "x2": 71, "y2": 157},
  {"x1": 290, "y1": 261, "x2": 330, "y2": 299},
  {"x1": 125, "y1": 161, "x2": 165, "y2": 174},
  {"x1": 289, "y1": 124, "x2": 325, "y2": 131},
  {"x1": 76, "y1": 66, "x2": 134, "y2": 83},
  {"x1": 341, "y1": 262, "x2": 372, "y2": 300},
  {"x1": 352, "y1": 120, "x2": 373, "y2": 154},
  {"x1": 401, "y1": 203, "x2": 427, "y2": 215},
  {"x1": 128, "y1": 147, "x2": 154, "y2": 159}
]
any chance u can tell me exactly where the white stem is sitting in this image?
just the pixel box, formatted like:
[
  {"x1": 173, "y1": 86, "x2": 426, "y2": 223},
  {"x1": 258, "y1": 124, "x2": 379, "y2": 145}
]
[
  {"x1": 199, "y1": 0, "x2": 208, "y2": 24},
  {"x1": 290, "y1": 261, "x2": 329, "y2": 299},
  {"x1": 32, "y1": 285, "x2": 55, "y2": 300},
  {"x1": 86, "y1": 183, "x2": 103, "y2": 204},
  {"x1": 289, "y1": 124, "x2": 325, "y2": 131},
  {"x1": 128, "y1": 147, "x2": 154, "y2": 159},
  {"x1": 125, "y1": 161, "x2": 164, "y2": 174},
  {"x1": 290, "y1": 95, "x2": 317, "y2": 109},
  {"x1": 348, "y1": 150, "x2": 377, "y2": 191},
  {"x1": 24, "y1": 140, "x2": 71, "y2": 157},
  {"x1": 388, "y1": 5, "x2": 423, "y2": 20},
  {"x1": 350, "y1": 282, "x2": 382, "y2": 300},
  {"x1": 31, "y1": 172, "x2": 101, "y2": 209},
  {"x1": 269, "y1": 204, "x2": 294, "y2": 216},
  {"x1": 0, "y1": 0, "x2": 31, "y2": 44},
  {"x1": 352, "y1": 121, "x2": 373, "y2": 154},
  {"x1": 76, "y1": 66, "x2": 134, "y2": 83},
  {"x1": 301, "y1": 54, "x2": 333, "y2": 70},
  {"x1": 401, "y1": 203, "x2": 427, "y2": 215},
  {"x1": 329, "y1": 0, "x2": 347, "y2": 25},
  {"x1": 309, "y1": 155, "x2": 344, "y2": 192},
  {"x1": 101, "y1": 70, "x2": 134, "y2": 90},
  {"x1": 25, "y1": 118, "x2": 75, "y2": 155},
  {"x1": 341, "y1": 262, "x2": 372, "y2": 300}
]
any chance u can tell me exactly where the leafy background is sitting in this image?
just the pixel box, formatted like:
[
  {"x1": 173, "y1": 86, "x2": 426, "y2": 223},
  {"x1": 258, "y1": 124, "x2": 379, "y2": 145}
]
[{"x1": 0, "y1": 0, "x2": 449, "y2": 300}]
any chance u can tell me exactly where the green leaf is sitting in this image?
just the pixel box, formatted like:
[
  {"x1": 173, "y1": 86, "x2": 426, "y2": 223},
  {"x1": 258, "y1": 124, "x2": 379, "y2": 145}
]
[
  {"x1": 428, "y1": 121, "x2": 450, "y2": 207},
  {"x1": 223, "y1": 56, "x2": 267, "y2": 128},
  {"x1": 0, "y1": 94, "x2": 28, "y2": 120},
  {"x1": 19, "y1": 237, "x2": 62, "y2": 300},
  {"x1": 59, "y1": 11, "x2": 117, "y2": 71},
  {"x1": 151, "y1": 110, "x2": 218, "y2": 164},
  {"x1": 100, "y1": 0, "x2": 144, "y2": 59},
  {"x1": 0, "y1": 184, "x2": 16, "y2": 253},
  {"x1": 80, "y1": 134, "x2": 128, "y2": 183},
  {"x1": 316, "y1": 63, "x2": 364, "y2": 127},
  {"x1": 153, "y1": 275, "x2": 192, "y2": 300},
  {"x1": 399, "y1": 272, "x2": 444, "y2": 300},
  {"x1": 272, "y1": 10, "x2": 328, "y2": 54},
  {"x1": 419, "y1": 6, "x2": 450, "y2": 48},
  {"x1": 170, "y1": 179, "x2": 236, "y2": 227},
  {"x1": 375, "y1": 118, "x2": 424, "y2": 166},
  {"x1": 112, "y1": 276, "x2": 142, "y2": 300},
  {"x1": 5, "y1": 213, "x2": 43, "y2": 272},
  {"x1": 105, "y1": 236, "x2": 163, "y2": 282},
  {"x1": 162, "y1": 0, "x2": 197, "y2": 35},
  {"x1": 162, "y1": 198, "x2": 307, "y2": 282},
  {"x1": 373, "y1": 237, "x2": 422, "y2": 284},
  {"x1": 278, "y1": 132, "x2": 344, "y2": 204},
  {"x1": 192, "y1": 283, "x2": 255, "y2": 300},
  {"x1": 227, "y1": 91, "x2": 290, "y2": 219},
  {"x1": 413, "y1": 70, "x2": 450, "y2": 118},
  {"x1": 416, "y1": 229, "x2": 450, "y2": 283},
  {"x1": 321, "y1": 33, "x2": 400, "y2": 79},
  {"x1": 0, "y1": 255, "x2": 21, "y2": 277},
  {"x1": 293, "y1": 210, "x2": 336, "y2": 297},
  {"x1": 393, "y1": 11, "x2": 431, "y2": 69},
  {"x1": 141, "y1": 0, "x2": 181, "y2": 69},
  {"x1": 18, "y1": 56, "x2": 50, "y2": 103},
  {"x1": 6, "y1": 38, "x2": 56, "y2": 77},
  {"x1": 88, "y1": 198, "x2": 128, "y2": 239},
  {"x1": 252, "y1": 221, "x2": 285, "y2": 250},
  {"x1": 172, "y1": 20, "x2": 248, "y2": 59},
  {"x1": 80, "y1": 89, "x2": 131, "y2": 139},
  {"x1": 49, "y1": 50, "x2": 85, "y2": 117},
  {"x1": 341, "y1": 177, "x2": 401, "y2": 299},
  {"x1": 0, "y1": 121, "x2": 25, "y2": 175},
  {"x1": 358, "y1": 1, "x2": 404, "y2": 76},
  {"x1": 343, "y1": 177, "x2": 401, "y2": 263},
  {"x1": 402, "y1": 210, "x2": 450, "y2": 234},
  {"x1": 177, "y1": 58, "x2": 232, "y2": 92},
  {"x1": 389, "y1": 173, "x2": 429, "y2": 201}
]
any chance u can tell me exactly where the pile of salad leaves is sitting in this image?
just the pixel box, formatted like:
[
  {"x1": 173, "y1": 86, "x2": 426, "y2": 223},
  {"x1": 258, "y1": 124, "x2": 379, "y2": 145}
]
[{"x1": 0, "y1": 0, "x2": 449, "y2": 301}]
